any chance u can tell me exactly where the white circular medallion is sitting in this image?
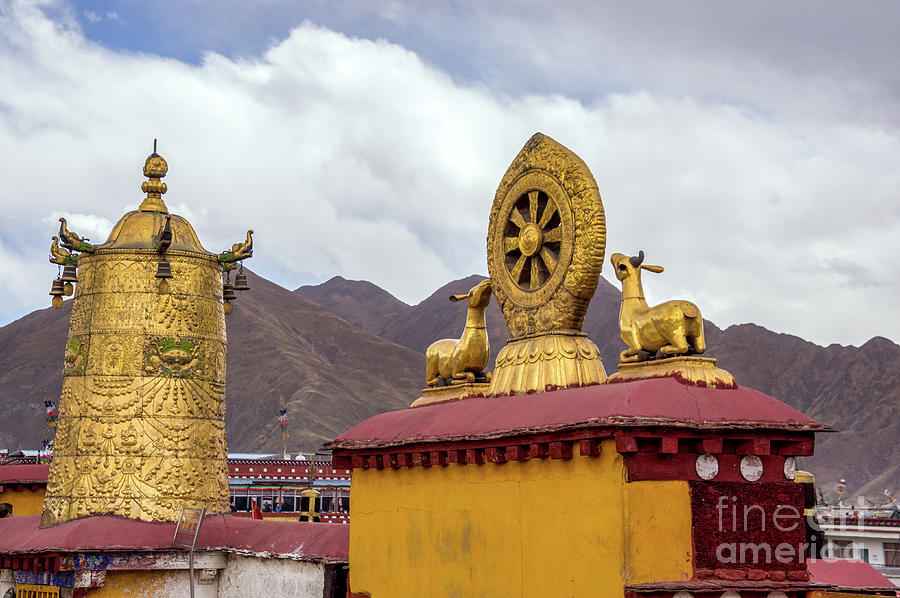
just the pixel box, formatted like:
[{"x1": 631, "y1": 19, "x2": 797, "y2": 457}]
[
  {"x1": 721, "y1": 592, "x2": 741, "y2": 598},
  {"x1": 695, "y1": 454, "x2": 719, "y2": 480},
  {"x1": 783, "y1": 457, "x2": 796, "y2": 480},
  {"x1": 740, "y1": 455, "x2": 763, "y2": 481},
  {"x1": 767, "y1": 592, "x2": 788, "y2": 598},
  {"x1": 673, "y1": 593, "x2": 694, "y2": 598}
]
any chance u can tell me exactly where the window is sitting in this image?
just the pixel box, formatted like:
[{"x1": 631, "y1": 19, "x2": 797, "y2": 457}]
[
  {"x1": 282, "y1": 496, "x2": 296, "y2": 512},
  {"x1": 824, "y1": 540, "x2": 854, "y2": 559},
  {"x1": 885, "y1": 542, "x2": 900, "y2": 567}
]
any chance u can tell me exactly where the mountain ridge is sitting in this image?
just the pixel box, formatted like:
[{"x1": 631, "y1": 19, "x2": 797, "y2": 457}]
[
  {"x1": 0, "y1": 270, "x2": 894, "y2": 504},
  {"x1": 296, "y1": 274, "x2": 899, "y2": 503}
]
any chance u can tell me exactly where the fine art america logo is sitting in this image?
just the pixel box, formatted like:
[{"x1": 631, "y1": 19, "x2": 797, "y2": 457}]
[
  {"x1": 713, "y1": 493, "x2": 811, "y2": 565},
  {"x1": 692, "y1": 482, "x2": 810, "y2": 570}
]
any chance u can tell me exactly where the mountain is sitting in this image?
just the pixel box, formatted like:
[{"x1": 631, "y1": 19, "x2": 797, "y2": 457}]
[
  {"x1": 1, "y1": 269, "x2": 895, "y2": 503},
  {"x1": 0, "y1": 269, "x2": 424, "y2": 454},
  {"x1": 297, "y1": 274, "x2": 899, "y2": 503},
  {"x1": 0, "y1": 301, "x2": 71, "y2": 450},
  {"x1": 294, "y1": 276, "x2": 409, "y2": 337},
  {"x1": 221, "y1": 270, "x2": 423, "y2": 451}
]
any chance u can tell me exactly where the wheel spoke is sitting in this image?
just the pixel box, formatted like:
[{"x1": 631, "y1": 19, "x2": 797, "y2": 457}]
[
  {"x1": 540, "y1": 247, "x2": 558, "y2": 273},
  {"x1": 543, "y1": 227, "x2": 561, "y2": 243},
  {"x1": 529, "y1": 257, "x2": 541, "y2": 289},
  {"x1": 510, "y1": 254, "x2": 527, "y2": 281},
  {"x1": 509, "y1": 209, "x2": 526, "y2": 229},
  {"x1": 503, "y1": 236, "x2": 519, "y2": 253},
  {"x1": 538, "y1": 200, "x2": 557, "y2": 228},
  {"x1": 528, "y1": 190, "x2": 539, "y2": 223}
]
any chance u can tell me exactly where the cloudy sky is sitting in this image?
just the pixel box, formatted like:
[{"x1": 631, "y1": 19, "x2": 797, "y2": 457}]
[{"x1": 1, "y1": 0, "x2": 898, "y2": 347}]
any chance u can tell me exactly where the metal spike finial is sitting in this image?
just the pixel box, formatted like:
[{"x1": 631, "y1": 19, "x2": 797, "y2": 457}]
[{"x1": 140, "y1": 140, "x2": 169, "y2": 212}]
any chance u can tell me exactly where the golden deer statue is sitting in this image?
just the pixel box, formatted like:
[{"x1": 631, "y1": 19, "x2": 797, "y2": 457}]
[
  {"x1": 425, "y1": 279, "x2": 493, "y2": 386},
  {"x1": 610, "y1": 251, "x2": 706, "y2": 363}
]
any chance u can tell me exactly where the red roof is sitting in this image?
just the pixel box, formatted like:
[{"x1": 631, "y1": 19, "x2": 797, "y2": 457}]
[
  {"x1": 331, "y1": 378, "x2": 825, "y2": 449},
  {"x1": 0, "y1": 515, "x2": 348, "y2": 563},
  {"x1": 807, "y1": 558, "x2": 897, "y2": 591},
  {"x1": 628, "y1": 560, "x2": 897, "y2": 594},
  {"x1": 0, "y1": 464, "x2": 49, "y2": 484}
]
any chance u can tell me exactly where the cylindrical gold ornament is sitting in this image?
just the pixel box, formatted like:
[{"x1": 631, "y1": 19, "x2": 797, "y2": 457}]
[{"x1": 42, "y1": 149, "x2": 235, "y2": 527}]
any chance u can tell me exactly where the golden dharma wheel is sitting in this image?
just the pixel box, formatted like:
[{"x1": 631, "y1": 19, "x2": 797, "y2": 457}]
[{"x1": 487, "y1": 133, "x2": 606, "y2": 337}]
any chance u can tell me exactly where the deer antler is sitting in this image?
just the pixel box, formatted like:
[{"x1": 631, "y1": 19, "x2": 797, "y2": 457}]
[{"x1": 629, "y1": 250, "x2": 645, "y2": 268}]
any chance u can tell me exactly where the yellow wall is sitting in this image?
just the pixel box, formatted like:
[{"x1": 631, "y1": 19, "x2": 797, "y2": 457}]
[
  {"x1": 0, "y1": 486, "x2": 46, "y2": 517},
  {"x1": 350, "y1": 439, "x2": 628, "y2": 598},
  {"x1": 624, "y1": 480, "x2": 692, "y2": 584},
  {"x1": 87, "y1": 571, "x2": 179, "y2": 598}
]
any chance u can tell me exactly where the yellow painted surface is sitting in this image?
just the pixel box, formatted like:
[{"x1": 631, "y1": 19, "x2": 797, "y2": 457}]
[
  {"x1": 15, "y1": 583, "x2": 59, "y2": 597},
  {"x1": 0, "y1": 487, "x2": 46, "y2": 517},
  {"x1": 86, "y1": 571, "x2": 177, "y2": 598},
  {"x1": 624, "y1": 480, "x2": 692, "y2": 583},
  {"x1": 350, "y1": 439, "x2": 627, "y2": 598}
]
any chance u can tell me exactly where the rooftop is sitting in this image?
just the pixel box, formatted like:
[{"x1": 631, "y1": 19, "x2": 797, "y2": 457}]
[
  {"x1": 332, "y1": 377, "x2": 826, "y2": 451},
  {"x1": 0, "y1": 514, "x2": 348, "y2": 563}
]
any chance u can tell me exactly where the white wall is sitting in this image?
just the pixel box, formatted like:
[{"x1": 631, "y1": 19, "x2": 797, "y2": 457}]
[
  {"x1": 218, "y1": 555, "x2": 324, "y2": 598},
  {"x1": 0, "y1": 569, "x2": 14, "y2": 598}
]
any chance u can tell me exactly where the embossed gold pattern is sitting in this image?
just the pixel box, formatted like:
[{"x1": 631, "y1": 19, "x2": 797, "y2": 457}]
[
  {"x1": 490, "y1": 332, "x2": 606, "y2": 394},
  {"x1": 41, "y1": 148, "x2": 237, "y2": 527},
  {"x1": 486, "y1": 133, "x2": 607, "y2": 396},
  {"x1": 487, "y1": 133, "x2": 606, "y2": 336}
]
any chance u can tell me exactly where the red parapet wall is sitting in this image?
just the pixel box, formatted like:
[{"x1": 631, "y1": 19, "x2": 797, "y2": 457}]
[{"x1": 690, "y1": 481, "x2": 808, "y2": 579}]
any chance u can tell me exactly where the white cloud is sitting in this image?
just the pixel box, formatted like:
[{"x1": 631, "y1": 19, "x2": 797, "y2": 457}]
[
  {"x1": 47, "y1": 212, "x2": 115, "y2": 244},
  {"x1": 0, "y1": 0, "x2": 898, "y2": 348}
]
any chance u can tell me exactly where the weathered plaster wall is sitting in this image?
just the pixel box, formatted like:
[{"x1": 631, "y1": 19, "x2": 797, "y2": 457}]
[
  {"x1": 349, "y1": 438, "x2": 627, "y2": 598},
  {"x1": 86, "y1": 570, "x2": 218, "y2": 598},
  {"x1": 0, "y1": 568, "x2": 14, "y2": 597},
  {"x1": 218, "y1": 554, "x2": 324, "y2": 598},
  {"x1": 0, "y1": 487, "x2": 45, "y2": 516}
]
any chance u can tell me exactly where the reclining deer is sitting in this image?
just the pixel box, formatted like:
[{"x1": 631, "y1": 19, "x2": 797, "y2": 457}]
[
  {"x1": 425, "y1": 279, "x2": 493, "y2": 386},
  {"x1": 610, "y1": 251, "x2": 706, "y2": 363}
]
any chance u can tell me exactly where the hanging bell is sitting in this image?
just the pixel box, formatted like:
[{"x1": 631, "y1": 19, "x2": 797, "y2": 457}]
[
  {"x1": 234, "y1": 272, "x2": 250, "y2": 291},
  {"x1": 223, "y1": 300, "x2": 233, "y2": 315},
  {"x1": 49, "y1": 279, "x2": 65, "y2": 309},
  {"x1": 60, "y1": 264, "x2": 78, "y2": 283},
  {"x1": 60, "y1": 264, "x2": 77, "y2": 296},
  {"x1": 155, "y1": 259, "x2": 173, "y2": 279},
  {"x1": 223, "y1": 282, "x2": 237, "y2": 301}
]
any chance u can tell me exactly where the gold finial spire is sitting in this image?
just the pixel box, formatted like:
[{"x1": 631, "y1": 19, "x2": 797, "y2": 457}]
[{"x1": 138, "y1": 138, "x2": 169, "y2": 213}]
